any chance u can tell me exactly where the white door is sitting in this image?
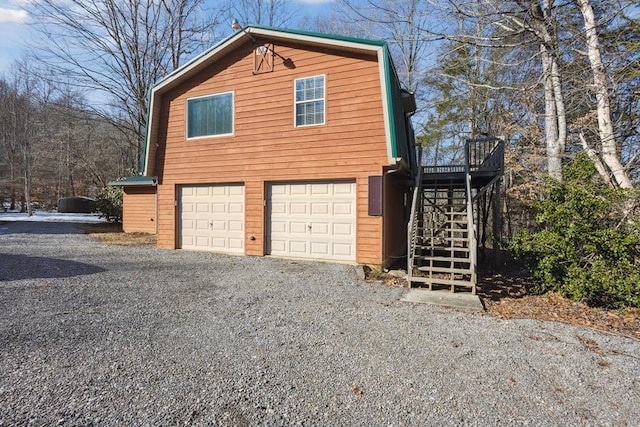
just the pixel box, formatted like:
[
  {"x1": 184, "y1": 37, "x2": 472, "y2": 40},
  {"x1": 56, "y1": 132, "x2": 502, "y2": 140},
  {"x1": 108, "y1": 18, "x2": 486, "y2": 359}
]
[
  {"x1": 179, "y1": 184, "x2": 244, "y2": 253},
  {"x1": 267, "y1": 181, "x2": 356, "y2": 261}
]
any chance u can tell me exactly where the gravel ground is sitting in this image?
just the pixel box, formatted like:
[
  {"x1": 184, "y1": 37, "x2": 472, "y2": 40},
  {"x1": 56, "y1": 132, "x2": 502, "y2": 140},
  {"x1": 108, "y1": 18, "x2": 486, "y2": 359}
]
[{"x1": 1, "y1": 221, "x2": 639, "y2": 426}]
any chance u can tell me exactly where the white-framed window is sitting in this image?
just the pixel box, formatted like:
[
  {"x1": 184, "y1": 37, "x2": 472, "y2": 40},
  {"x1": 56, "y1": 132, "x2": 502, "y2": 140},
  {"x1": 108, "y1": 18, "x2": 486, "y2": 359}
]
[
  {"x1": 295, "y1": 75, "x2": 325, "y2": 127},
  {"x1": 186, "y1": 91, "x2": 233, "y2": 139}
]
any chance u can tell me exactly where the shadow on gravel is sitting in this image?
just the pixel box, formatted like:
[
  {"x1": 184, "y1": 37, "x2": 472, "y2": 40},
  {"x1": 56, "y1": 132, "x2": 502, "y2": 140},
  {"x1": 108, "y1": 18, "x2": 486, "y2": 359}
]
[
  {"x1": 0, "y1": 221, "x2": 84, "y2": 235},
  {"x1": 0, "y1": 254, "x2": 106, "y2": 281}
]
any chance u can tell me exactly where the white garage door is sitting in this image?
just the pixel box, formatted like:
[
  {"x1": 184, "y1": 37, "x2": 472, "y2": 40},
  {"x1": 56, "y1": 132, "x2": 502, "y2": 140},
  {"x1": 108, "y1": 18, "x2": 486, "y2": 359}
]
[
  {"x1": 267, "y1": 181, "x2": 356, "y2": 261},
  {"x1": 179, "y1": 184, "x2": 244, "y2": 253}
]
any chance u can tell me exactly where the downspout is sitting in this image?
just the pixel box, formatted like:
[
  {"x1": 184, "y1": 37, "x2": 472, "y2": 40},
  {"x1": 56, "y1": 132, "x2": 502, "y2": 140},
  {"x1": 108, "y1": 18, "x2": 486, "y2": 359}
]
[{"x1": 155, "y1": 182, "x2": 159, "y2": 235}]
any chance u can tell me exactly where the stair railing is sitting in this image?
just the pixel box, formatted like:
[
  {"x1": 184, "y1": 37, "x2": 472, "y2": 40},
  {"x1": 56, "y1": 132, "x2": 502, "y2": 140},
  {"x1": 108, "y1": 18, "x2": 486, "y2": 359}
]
[
  {"x1": 407, "y1": 145, "x2": 424, "y2": 284},
  {"x1": 464, "y1": 140, "x2": 478, "y2": 293}
]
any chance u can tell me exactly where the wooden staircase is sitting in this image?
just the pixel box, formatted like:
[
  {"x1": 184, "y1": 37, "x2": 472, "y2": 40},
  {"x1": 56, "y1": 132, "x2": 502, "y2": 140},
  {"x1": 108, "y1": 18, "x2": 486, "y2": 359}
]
[{"x1": 408, "y1": 138, "x2": 504, "y2": 294}]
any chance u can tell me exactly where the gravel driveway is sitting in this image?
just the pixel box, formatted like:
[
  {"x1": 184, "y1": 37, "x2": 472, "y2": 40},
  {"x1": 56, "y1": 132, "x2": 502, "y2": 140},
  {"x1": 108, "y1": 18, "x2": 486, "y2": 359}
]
[{"x1": 1, "y1": 221, "x2": 638, "y2": 426}]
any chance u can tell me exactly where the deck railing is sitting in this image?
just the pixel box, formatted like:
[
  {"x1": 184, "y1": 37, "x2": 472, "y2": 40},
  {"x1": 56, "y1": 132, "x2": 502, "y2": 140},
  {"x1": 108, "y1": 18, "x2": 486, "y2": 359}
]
[
  {"x1": 422, "y1": 138, "x2": 505, "y2": 175},
  {"x1": 466, "y1": 137, "x2": 504, "y2": 173}
]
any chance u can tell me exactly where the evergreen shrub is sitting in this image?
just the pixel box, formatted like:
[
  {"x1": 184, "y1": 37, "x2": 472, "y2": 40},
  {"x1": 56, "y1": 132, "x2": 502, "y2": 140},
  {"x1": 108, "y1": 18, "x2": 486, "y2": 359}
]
[
  {"x1": 510, "y1": 153, "x2": 640, "y2": 309},
  {"x1": 95, "y1": 186, "x2": 123, "y2": 223}
]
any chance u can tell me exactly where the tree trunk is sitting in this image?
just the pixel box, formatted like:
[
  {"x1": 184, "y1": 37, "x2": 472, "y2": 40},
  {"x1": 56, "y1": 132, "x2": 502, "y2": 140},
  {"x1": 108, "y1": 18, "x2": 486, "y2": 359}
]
[
  {"x1": 541, "y1": 44, "x2": 563, "y2": 180},
  {"x1": 576, "y1": 0, "x2": 633, "y2": 188}
]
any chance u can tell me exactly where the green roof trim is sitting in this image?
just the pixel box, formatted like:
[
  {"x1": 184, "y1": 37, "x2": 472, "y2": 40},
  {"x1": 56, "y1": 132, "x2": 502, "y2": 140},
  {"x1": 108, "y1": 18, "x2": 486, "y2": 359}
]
[
  {"x1": 246, "y1": 24, "x2": 387, "y2": 47},
  {"x1": 382, "y1": 45, "x2": 398, "y2": 159},
  {"x1": 140, "y1": 88, "x2": 153, "y2": 175},
  {"x1": 108, "y1": 176, "x2": 158, "y2": 186}
]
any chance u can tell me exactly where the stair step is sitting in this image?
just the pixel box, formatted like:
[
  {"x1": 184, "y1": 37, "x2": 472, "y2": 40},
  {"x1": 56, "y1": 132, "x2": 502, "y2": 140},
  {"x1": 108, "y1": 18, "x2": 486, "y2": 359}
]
[
  {"x1": 416, "y1": 237, "x2": 470, "y2": 242},
  {"x1": 408, "y1": 276, "x2": 475, "y2": 287},
  {"x1": 416, "y1": 223, "x2": 469, "y2": 228},
  {"x1": 416, "y1": 266, "x2": 473, "y2": 275},
  {"x1": 413, "y1": 255, "x2": 471, "y2": 263},
  {"x1": 416, "y1": 226, "x2": 468, "y2": 232},
  {"x1": 414, "y1": 245, "x2": 470, "y2": 253}
]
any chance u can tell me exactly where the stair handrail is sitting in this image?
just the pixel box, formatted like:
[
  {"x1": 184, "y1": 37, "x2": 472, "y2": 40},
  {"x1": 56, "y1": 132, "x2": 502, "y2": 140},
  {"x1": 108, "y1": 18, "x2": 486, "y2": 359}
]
[
  {"x1": 464, "y1": 139, "x2": 478, "y2": 292},
  {"x1": 407, "y1": 144, "x2": 424, "y2": 283}
]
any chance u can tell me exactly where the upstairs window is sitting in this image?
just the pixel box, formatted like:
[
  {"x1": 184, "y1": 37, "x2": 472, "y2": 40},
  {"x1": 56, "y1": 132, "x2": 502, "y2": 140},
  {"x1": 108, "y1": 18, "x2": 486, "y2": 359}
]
[
  {"x1": 187, "y1": 92, "x2": 233, "y2": 139},
  {"x1": 295, "y1": 75, "x2": 325, "y2": 127}
]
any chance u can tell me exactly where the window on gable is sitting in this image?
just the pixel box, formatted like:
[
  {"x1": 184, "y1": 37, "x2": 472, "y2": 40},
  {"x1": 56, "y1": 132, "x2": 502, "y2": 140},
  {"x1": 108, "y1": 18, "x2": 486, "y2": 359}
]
[
  {"x1": 295, "y1": 75, "x2": 325, "y2": 127},
  {"x1": 187, "y1": 92, "x2": 233, "y2": 139}
]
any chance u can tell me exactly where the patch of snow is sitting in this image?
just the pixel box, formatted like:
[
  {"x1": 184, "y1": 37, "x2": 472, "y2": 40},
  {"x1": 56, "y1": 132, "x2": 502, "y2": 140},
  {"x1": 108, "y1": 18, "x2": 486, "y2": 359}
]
[{"x1": 0, "y1": 211, "x2": 107, "y2": 223}]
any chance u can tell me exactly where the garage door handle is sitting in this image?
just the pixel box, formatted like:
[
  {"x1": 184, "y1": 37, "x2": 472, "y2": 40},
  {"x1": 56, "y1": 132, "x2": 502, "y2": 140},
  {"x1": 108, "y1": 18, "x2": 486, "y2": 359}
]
[{"x1": 307, "y1": 224, "x2": 312, "y2": 231}]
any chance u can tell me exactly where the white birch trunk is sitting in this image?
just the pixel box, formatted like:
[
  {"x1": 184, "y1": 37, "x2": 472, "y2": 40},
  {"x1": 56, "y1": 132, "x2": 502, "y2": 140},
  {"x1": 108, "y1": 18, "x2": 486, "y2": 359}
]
[
  {"x1": 578, "y1": 131, "x2": 613, "y2": 186},
  {"x1": 576, "y1": 0, "x2": 633, "y2": 189}
]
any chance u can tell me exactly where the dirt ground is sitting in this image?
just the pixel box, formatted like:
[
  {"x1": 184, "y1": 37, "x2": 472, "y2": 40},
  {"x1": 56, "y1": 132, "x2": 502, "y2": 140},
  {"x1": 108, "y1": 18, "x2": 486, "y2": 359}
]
[
  {"x1": 82, "y1": 223, "x2": 156, "y2": 246},
  {"x1": 478, "y1": 272, "x2": 639, "y2": 341},
  {"x1": 82, "y1": 225, "x2": 639, "y2": 342}
]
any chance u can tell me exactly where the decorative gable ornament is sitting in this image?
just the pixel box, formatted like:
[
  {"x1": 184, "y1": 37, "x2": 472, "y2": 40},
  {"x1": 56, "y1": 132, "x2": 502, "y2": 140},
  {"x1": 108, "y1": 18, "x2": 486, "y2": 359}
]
[{"x1": 254, "y1": 43, "x2": 275, "y2": 74}]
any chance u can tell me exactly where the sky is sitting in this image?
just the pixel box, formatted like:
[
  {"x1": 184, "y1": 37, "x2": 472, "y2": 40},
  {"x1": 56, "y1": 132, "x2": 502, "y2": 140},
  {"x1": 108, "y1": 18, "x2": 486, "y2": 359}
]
[
  {"x1": 0, "y1": 0, "x2": 336, "y2": 76},
  {"x1": 0, "y1": 0, "x2": 31, "y2": 73}
]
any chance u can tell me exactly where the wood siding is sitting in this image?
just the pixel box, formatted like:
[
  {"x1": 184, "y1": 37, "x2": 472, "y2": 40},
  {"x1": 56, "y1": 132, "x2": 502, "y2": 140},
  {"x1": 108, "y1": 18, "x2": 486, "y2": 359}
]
[
  {"x1": 122, "y1": 187, "x2": 156, "y2": 234},
  {"x1": 153, "y1": 40, "x2": 392, "y2": 264}
]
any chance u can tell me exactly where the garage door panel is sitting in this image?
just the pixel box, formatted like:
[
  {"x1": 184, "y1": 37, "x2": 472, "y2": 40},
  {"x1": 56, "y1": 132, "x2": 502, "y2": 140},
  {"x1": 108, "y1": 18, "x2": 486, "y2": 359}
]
[
  {"x1": 333, "y1": 203, "x2": 353, "y2": 215},
  {"x1": 180, "y1": 184, "x2": 244, "y2": 253},
  {"x1": 289, "y1": 240, "x2": 308, "y2": 254},
  {"x1": 290, "y1": 203, "x2": 307, "y2": 214},
  {"x1": 267, "y1": 181, "x2": 355, "y2": 261},
  {"x1": 311, "y1": 202, "x2": 329, "y2": 215},
  {"x1": 312, "y1": 223, "x2": 329, "y2": 235},
  {"x1": 290, "y1": 184, "x2": 307, "y2": 195},
  {"x1": 195, "y1": 236, "x2": 209, "y2": 246},
  {"x1": 195, "y1": 187, "x2": 210, "y2": 196},
  {"x1": 333, "y1": 243, "x2": 353, "y2": 257},
  {"x1": 212, "y1": 202, "x2": 226, "y2": 213},
  {"x1": 195, "y1": 202, "x2": 210, "y2": 213},
  {"x1": 311, "y1": 183, "x2": 330, "y2": 195},
  {"x1": 211, "y1": 220, "x2": 226, "y2": 231},
  {"x1": 271, "y1": 239, "x2": 286, "y2": 251},
  {"x1": 229, "y1": 202, "x2": 243, "y2": 214},
  {"x1": 229, "y1": 220, "x2": 243, "y2": 232},
  {"x1": 310, "y1": 242, "x2": 329, "y2": 256},
  {"x1": 229, "y1": 186, "x2": 243, "y2": 196},
  {"x1": 271, "y1": 202, "x2": 287, "y2": 214},
  {"x1": 333, "y1": 223, "x2": 352, "y2": 235},
  {"x1": 271, "y1": 221, "x2": 286, "y2": 233},
  {"x1": 334, "y1": 182, "x2": 354, "y2": 194},
  {"x1": 229, "y1": 238, "x2": 244, "y2": 250},
  {"x1": 290, "y1": 221, "x2": 307, "y2": 234}
]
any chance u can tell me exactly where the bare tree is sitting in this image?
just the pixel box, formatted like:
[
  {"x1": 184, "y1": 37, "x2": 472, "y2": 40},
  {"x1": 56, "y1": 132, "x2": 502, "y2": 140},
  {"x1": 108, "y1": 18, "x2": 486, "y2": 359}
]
[
  {"x1": 30, "y1": 0, "x2": 221, "y2": 170},
  {"x1": 225, "y1": 0, "x2": 297, "y2": 27},
  {"x1": 340, "y1": 0, "x2": 436, "y2": 97},
  {"x1": 0, "y1": 60, "x2": 44, "y2": 216},
  {"x1": 575, "y1": 0, "x2": 633, "y2": 188}
]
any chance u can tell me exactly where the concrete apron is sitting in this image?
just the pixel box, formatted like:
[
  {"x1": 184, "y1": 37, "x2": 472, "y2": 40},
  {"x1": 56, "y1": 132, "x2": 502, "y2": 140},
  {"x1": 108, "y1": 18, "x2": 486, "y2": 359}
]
[{"x1": 401, "y1": 289, "x2": 484, "y2": 312}]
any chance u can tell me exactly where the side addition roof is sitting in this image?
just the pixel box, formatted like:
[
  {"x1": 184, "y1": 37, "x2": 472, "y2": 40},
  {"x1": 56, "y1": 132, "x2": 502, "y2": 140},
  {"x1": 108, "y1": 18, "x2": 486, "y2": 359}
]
[
  {"x1": 109, "y1": 176, "x2": 158, "y2": 186},
  {"x1": 142, "y1": 25, "x2": 413, "y2": 176}
]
